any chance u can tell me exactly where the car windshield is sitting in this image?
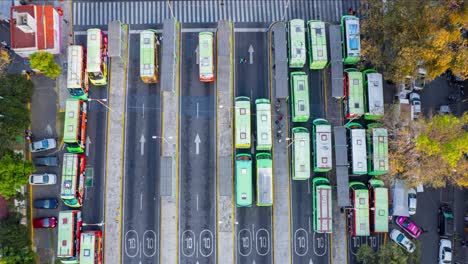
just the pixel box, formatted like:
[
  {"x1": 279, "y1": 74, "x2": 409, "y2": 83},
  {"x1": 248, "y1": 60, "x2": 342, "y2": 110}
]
[
  {"x1": 402, "y1": 219, "x2": 411, "y2": 227},
  {"x1": 42, "y1": 175, "x2": 49, "y2": 182},
  {"x1": 41, "y1": 140, "x2": 49, "y2": 148},
  {"x1": 396, "y1": 234, "x2": 404, "y2": 243},
  {"x1": 42, "y1": 218, "x2": 50, "y2": 226}
]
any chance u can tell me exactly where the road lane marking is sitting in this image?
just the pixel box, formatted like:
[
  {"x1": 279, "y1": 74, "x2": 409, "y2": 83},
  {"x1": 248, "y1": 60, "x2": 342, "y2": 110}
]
[
  {"x1": 142, "y1": 103, "x2": 145, "y2": 119},
  {"x1": 197, "y1": 102, "x2": 199, "y2": 118},
  {"x1": 140, "y1": 134, "x2": 146, "y2": 156},
  {"x1": 199, "y1": 229, "x2": 214, "y2": 257},
  {"x1": 140, "y1": 192, "x2": 143, "y2": 210},
  {"x1": 86, "y1": 136, "x2": 91, "y2": 156},
  {"x1": 196, "y1": 194, "x2": 199, "y2": 211},
  {"x1": 195, "y1": 134, "x2": 201, "y2": 155},
  {"x1": 248, "y1": 44, "x2": 254, "y2": 64}
]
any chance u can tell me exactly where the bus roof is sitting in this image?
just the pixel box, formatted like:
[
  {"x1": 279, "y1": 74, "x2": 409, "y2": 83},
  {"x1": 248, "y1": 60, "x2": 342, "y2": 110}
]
[
  {"x1": 289, "y1": 19, "x2": 306, "y2": 67},
  {"x1": 373, "y1": 187, "x2": 389, "y2": 232},
  {"x1": 80, "y1": 232, "x2": 97, "y2": 264},
  {"x1": 86, "y1": 28, "x2": 102, "y2": 73},
  {"x1": 57, "y1": 211, "x2": 81, "y2": 258},
  {"x1": 314, "y1": 123, "x2": 332, "y2": 171},
  {"x1": 369, "y1": 127, "x2": 389, "y2": 174},
  {"x1": 199, "y1": 32, "x2": 213, "y2": 75},
  {"x1": 365, "y1": 72, "x2": 384, "y2": 118},
  {"x1": 256, "y1": 153, "x2": 273, "y2": 206},
  {"x1": 341, "y1": 16, "x2": 360, "y2": 60},
  {"x1": 307, "y1": 20, "x2": 328, "y2": 68},
  {"x1": 235, "y1": 97, "x2": 251, "y2": 149},
  {"x1": 67, "y1": 45, "x2": 84, "y2": 89},
  {"x1": 140, "y1": 30, "x2": 156, "y2": 78},
  {"x1": 291, "y1": 72, "x2": 309, "y2": 121},
  {"x1": 236, "y1": 154, "x2": 252, "y2": 207},
  {"x1": 350, "y1": 128, "x2": 367, "y2": 174},
  {"x1": 346, "y1": 71, "x2": 365, "y2": 116},
  {"x1": 255, "y1": 99, "x2": 272, "y2": 151},
  {"x1": 61, "y1": 153, "x2": 78, "y2": 200},
  {"x1": 292, "y1": 127, "x2": 310, "y2": 180},
  {"x1": 64, "y1": 99, "x2": 80, "y2": 143},
  {"x1": 314, "y1": 181, "x2": 332, "y2": 233},
  {"x1": 350, "y1": 185, "x2": 370, "y2": 236}
]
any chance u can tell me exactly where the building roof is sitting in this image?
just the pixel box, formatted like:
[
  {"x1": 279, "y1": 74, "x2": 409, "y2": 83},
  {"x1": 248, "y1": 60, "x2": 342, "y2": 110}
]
[{"x1": 10, "y1": 5, "x2": 58, "y2": 53}]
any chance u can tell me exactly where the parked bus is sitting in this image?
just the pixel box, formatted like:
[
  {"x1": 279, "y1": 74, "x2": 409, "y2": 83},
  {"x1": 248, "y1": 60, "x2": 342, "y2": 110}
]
[
  {"x1": 363, "y1": 69, "x2": 384, "y2": 120},
  {"x1": 288, "y1": 19, "x2": 306, "y2": 68},
  {"x1": 307, "y1": 20, "x2": 328, "y2": 69},
  {"x1": 368, "y1": 179, "x2": 389, "y2": 233},
  {"x1": 140, "y1": 30, "x2": 159, "y2": 83},
  {"x1": 57, "y1": 210, "x2": 82, "y2": 263},
  {"x1": 312, "y1": 119, "x2": 332, "y2": 172},
  {"x1": 66, "y1": 45, "x2": 88, "y2": 100},
  {"x1": 86, "y1": 28, "x2": 108, "y2": 86},
  {"x1": 235, "y1": 154, "x2": 253, "y2": 207},
  {"x1": 345, "y1": 123, "x2": 367, "y2": 175},
  {"x1": 344, "y1": 68, "x2": 364, "y2": 119},
  {"x1": 61, "y1": 153, "x2": 86, "y2": 208},
  {"x1": 255, "y1": 99, "x2": 272, "y2": 151},
  {"x1": 312, "y1": 177, "x2": 332, "y2": 233},
  {"x1": 367, "y1": 123, "x2": 389, "y2": 175},
  {"x1": 290, "y1": 72, "x2": 310, "y2": 122},
  {"x1": 340, "y1": 15, "x2": 360, "y2": 65},
  {"x1": 256, "y1": 153, "x2": 273, "y2": 206},
  {"x1": 291, "y1": 127, "x2": 311, "y2": 180},
  {"x1": 199, "y1": 32, "x2": 214, "y2": 82},
  {"x1": 80, "y1": 231, "x2": 103, "y2": 264},
  {"x1": 235, "y1": 96, "x2": 251, "y2": 149},
  {"x1": 64, "y1": 99, "x2": 87, "y2": 154},
  {"x1": 349, "y1": 182, "x2": 370, "y2": 236}
]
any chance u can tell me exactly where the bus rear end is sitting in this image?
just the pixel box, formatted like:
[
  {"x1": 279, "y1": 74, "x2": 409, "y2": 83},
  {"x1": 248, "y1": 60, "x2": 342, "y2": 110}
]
[
  {"x1": 199, "y1": 32, "x2": 214, "y2": 82},
  {"x1": 57, "y1": 210, "x2": 82, "y2": 263}
]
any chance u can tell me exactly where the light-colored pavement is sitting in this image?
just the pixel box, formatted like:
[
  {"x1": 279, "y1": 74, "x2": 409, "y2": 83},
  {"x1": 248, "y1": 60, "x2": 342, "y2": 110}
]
[
  {"x1": 160, "y1": 18, "x2": 179, "y2": 264},
  {"x1": 216, "y1": 20, "x2": 234, "y2": 264},
  {"x1": 103, "y1": 22, "x2": 128, "y2": 264},
  {"x1": 57, "y1": 0, "x2": 73, "y2": 111}
]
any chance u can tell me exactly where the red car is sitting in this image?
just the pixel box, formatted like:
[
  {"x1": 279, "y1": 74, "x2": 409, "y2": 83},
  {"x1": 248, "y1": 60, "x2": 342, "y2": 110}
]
[
  {"x1": 396, "y1": 216, "x2": 422, "y2": 239},
  {"x1": 33, "y1": 216, "x2": 57, "y2": 229}
]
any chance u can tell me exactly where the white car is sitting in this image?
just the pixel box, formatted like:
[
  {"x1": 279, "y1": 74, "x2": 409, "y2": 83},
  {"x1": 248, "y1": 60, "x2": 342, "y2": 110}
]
[
  {"x1": 409, "y1": 93, "x2": 421, "y2": 114},
  {"x1": 29, "y1": 173, "x2": 57, "y2": 185},
  {"x1": 390, "y1": 229, "x2": 416, "y2": 253},
  {"x1": 439, "y1": 239, "x2": 452, "y2": 264},
  {"x1": 29, "y1": 138, "x2": 57, "y2": 153},
  {"x1": 408, "y1": 188, "x2": 417, "y2": 215},
  {"x1": 413, "y1": 68, "x2": 427, "y2": 90}
]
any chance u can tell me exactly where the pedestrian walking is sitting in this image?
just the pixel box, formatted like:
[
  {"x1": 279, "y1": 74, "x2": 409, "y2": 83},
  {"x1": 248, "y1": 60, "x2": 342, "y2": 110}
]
[{"x1": 278, "y1": 115, "x2": 283, "y2": 121}]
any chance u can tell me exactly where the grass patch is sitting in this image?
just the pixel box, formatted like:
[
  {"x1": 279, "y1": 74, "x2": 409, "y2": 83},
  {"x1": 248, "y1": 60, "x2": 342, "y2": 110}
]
[{"x1": 56, "y1": 111, "x2": 65, "y2": 144}]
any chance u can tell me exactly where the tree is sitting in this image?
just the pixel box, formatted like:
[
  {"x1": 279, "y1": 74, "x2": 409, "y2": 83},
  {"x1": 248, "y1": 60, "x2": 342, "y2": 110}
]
[
  {"x1": 0, "y1": 48, "x2": 11, "y2": 75},
  {"x1": 360, "y1": 0, "x2": 468, "y2": 83},
  {"x1": 0, "y1": 153, "x2": 33, "y2": 199},
  {"x1": 0, "y1": 212, "x2": 36, "y2": 264},
  {"x1": 357, "y1": 242, "x2": 420, "y2": 264},
  {"x1": 0, "y1": 74, "x2": 34, "y2": 104},
  {"x1": 29, "y1": 51, "x2": 61, "y2": 79}
]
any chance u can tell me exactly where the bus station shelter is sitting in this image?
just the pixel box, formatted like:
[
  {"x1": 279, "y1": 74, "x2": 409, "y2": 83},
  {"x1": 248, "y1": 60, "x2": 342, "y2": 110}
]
[{"x1": 328, "y1": 25, "x2": 344, "y2": 98}]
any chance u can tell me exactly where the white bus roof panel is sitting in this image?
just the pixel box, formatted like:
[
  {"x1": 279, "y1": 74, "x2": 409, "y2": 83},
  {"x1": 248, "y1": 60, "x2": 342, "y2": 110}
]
[
  {"x1": 258, "y1": 167, "x2": 273, "y2": 205},
  {"x1": 366, "y1": 73, "x2": 384, "y2": 116},
  {"x1": 67, "y1": 45, "x2": 83, "y2": 89},
  {"x1": 351, "y1": 129, "x2": 367, "y2": 174},
  {"x1": 315, "y1": 125, "x2": 332, "y2": 170},
  {"x1": 317, "y1": 186, "x2": 332, "y2": 233}
]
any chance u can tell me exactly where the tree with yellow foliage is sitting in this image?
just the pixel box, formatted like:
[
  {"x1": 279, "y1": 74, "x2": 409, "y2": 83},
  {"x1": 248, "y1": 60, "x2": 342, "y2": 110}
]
[
  {"x1": 361, "y1": 0, "x2": 467, "y2": 83},
  {"x1": 0, "y1": 48, "x2": 11, "y2": 75}
]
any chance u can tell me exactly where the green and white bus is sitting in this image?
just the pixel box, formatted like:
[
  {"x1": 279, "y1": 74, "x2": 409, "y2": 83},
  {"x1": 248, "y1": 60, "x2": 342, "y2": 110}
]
[
  {"x1": 349, "y1": 182, "x2": 370, "y2": 236},
  {"x1": 66, "y1": 45, "x2": 88, "y2": 100},
  {"x1": 64, "y1": 99, "x2": 87, "y2": 154},
  {"x1": 61, "y1": 153, "x2": 86, "y2": 208},
  {"x1": 307, "y1": 20, "x2": 328, "y2": 69},
  {"x1": 288, "y1": 19, "x2": 306, "y2": 68},
  {"x1": 363, "y1": 69, "x2": 384, "y2": 120},
  {"x1": 235, "y1": 96, "x2": 251, "y2": 149},
  {"x1": 235, "y1": 154, "x2": 253, "y2": 207},
  {"x1": 80, "y1": 231, "x2": 103, "y2": 264},
  {"x1": 57, "y1": 210, "x2": 82, "y2": 263},
  {"x1": 312, "y1": 177, "x2": 332, "y2": 233},
  {"x1": 290, "y1": 72, "x2": 310, "y2": 122},
  {"x1": 345, "y1": 123, "x2": 367, "y2": 175},
  {"x1": 255, "y1": 99, "x2": 272, "y2": 151},
  {"x1": 291, "y1": 127, "x2": 311, "y2": 180},
  {"x1": 312, "y1": 119, "x2": 332, "y2": 172},
  {"x1": 368, "y1": 179, "x2": 389, "y2": 233},
  {"x1": 256, "y1": 153, "x2": 273, "y2": 206},
  {"x1": 344, "y1": 68, "x2": 364, "y2": 119},
  {"x1": 140, "y1": 30, "x2": 159, "y2": 84},
  {"x1": 199, "y1": 32, "x2": 214, "y2": 82},
  {"x1": 341, "y1": 15, "x2": 360, "y2": 65},
  {"x1": 86, "y1": 28, "x2": 108, "y2": 86},
  {"x1": 367, "y1": 123, "x2": 389, "y2": 175}
]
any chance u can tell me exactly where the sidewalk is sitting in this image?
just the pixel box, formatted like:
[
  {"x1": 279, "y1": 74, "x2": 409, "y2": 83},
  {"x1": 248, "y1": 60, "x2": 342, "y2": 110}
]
[{"x1": 216, "y1": 20, "x2": 234, "y2": 264}]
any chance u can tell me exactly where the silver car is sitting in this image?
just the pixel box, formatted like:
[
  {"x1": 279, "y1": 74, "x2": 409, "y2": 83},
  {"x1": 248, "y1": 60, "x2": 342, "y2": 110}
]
[
  {"x1": 29, "y1": 173, "x2": 57, "y2": 185},
  {"x1": 439, "y1": 239, "x2": 452, "y2": 264},
  {"x1": 390, "y1": 229, "x2": 415, "y2": 253},
  {"x1": 29, "y1": 139, "x2": 57, "y2": 153}
]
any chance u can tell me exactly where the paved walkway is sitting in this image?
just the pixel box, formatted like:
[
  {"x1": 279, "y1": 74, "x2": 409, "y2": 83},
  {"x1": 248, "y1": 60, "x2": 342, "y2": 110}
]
[
  {"x1": 160, "y1": 18, "x2": 179, "y2": 264},
  {"x1": 216, "y1": 20, "x2": 234, "y2": 264},
  {"x1": 103, "y1": 23, "x2": 128, "y2": 264}
]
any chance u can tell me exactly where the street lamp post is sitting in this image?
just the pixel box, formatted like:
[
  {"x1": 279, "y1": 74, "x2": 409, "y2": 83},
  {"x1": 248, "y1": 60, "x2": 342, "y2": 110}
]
[{"x1": 82, "y1": 222, "x2": 104, "y2": 227}]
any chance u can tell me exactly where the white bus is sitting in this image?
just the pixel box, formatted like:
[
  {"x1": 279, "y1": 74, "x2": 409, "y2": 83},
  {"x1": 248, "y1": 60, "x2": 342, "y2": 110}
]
[{"x1": 346, "y1": 123, "x2": 367, "y2": 175}]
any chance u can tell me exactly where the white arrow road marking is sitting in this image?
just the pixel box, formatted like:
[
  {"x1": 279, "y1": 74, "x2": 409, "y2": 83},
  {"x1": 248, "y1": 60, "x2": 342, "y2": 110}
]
[
  {"x1": 195, "y1": 134, "x2": 201, "y2": 155},
  {"x1": 196, "y1": 194, "x2": 199, "y2": 211},
  {"x1": 195, "y1": 45, "x2": 199, "y2": 65},
  {"x1": 86, "y1": 136, "x2": 91, "y2": 156},
  {"x1": 142, "y1": 103, "x2": 145, "y2": 119},
  {"x1": 248, "y1": 45, "x2": 254, "y2": 64},
  {"x1": 196, "y1": 102, "x2": 199, "y2": 119},
  {"x1": 140, "y1": 134, "x2": 146, "y2": 156}
]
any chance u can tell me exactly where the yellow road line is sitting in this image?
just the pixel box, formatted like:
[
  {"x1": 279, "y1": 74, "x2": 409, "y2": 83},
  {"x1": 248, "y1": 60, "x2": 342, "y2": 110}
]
[
  {"x1": 323, "y1": 68, "x2": 328, "y2": 116},
  {"x1": 27, "y1": 104, "x2": 34, "y2": 250},
  {"x1": 229, "y1": 21, "x2": 235, "y2": 264},
  {"x1": 344, "y1": 212, "x2": 349, "y2": 264},
  {"x1": 175, "y1": 20, "x2": 181, "y2": 264}
]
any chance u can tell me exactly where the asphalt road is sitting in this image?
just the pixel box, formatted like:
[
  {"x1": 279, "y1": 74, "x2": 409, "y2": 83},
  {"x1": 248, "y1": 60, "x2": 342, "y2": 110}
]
[
  {"x1": 289, "y1": 69, "x2": 331, "y2": 264},
  {"x1": 179, "y1": 31, "x2": 217, "y2": 264},
  {"x1": 74, "y1": 35, "x2": 107, "y2": 228},
  {"x1": 234, "y1": 32, "x2": 273, "y2": 264},
  {"x1": 122, "y1": 34, "x2": 162, "y2": 264}
]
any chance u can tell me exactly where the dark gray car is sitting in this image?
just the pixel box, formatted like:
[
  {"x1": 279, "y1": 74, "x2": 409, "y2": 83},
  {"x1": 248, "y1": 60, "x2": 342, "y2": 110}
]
[{"x1": 32, "y1": 156, "x2": 58, "y2": 167}]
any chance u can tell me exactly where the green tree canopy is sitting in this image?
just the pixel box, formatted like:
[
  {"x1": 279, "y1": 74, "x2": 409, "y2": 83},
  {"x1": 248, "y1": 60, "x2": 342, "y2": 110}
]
[
  {"x1": 0, "y1": 74, "x2": 33, "y2": 104},
  {"x1": 361, "y1": 0, "x2": 468, "y2": 83},
  {"x1": 0, "y1": 212, "x2": 36, "y2": 264},
  {"x1": 0, "y1": 153, "x2": 33, "y2": 199},
  {"x1": 29, "y1": 51, "x2": 61, "y2": 79},
  {"x1": 357, "y1": 242, "x2": 420, "y2": 264}
]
